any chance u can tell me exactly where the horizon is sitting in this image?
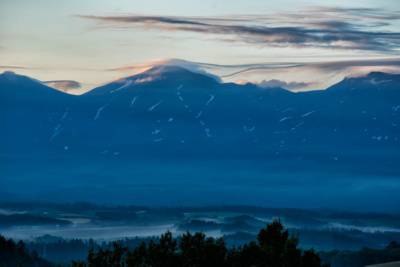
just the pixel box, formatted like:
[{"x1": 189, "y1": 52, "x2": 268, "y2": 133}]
[
  {"x1": 2, "y1": 64, "x2": 399, "y2": 96},
  {"x1": 1, "y1": 1, "x2": 400, "y2": 264},
  {"x1": 1, "y1": 0, "x2": 400, "y2": 93}
]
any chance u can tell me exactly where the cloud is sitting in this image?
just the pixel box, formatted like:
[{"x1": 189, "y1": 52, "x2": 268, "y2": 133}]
[
  {"x1": 258, "y1": 79, "x2": 313, "y2": 90},
  {"x1": 0, "y1": 65, "x2": 29, "y2": 70},
  {"x1": 104, "y1": 57, "x2": 400, "y2": 92},
  {"x1": 108, "y1": 58, "x2": 221, "y2": 82},
  {"x1": 78, "y1": 6, "x2": 400, "y2": 52},
  {"x1": 43, "y1": 80, "x2": 81, "y2": 92},
  {"x1": 203, "y1": 58, "x2": 400, "y2": 80},
  {"x1": 307, "y1": 6, "x2": 400, "y2": 21},
  {"x1": 136, "y1": 58, "x2": 400, "y2": 80}
]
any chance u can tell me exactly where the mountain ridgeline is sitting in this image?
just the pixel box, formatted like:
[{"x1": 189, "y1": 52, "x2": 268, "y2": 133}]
[
  {"x1": 1, "y1": 67, "x2": 399, "y2": 159},
  {"x1": 1, "y1": 66, "x2": 400, "y2": 207}
]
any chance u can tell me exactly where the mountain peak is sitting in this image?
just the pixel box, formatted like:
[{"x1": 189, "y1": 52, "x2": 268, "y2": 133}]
[
  {"x1": 147, "y1": 64, "x2": 193, "y2": 73},
  {"x1": 142, "y1": 58, "x2": 221, "y2": 81},
  {"x1": 1, "y1": 71, "x2": 25, "y2": 81},
  {"x1": 366, "y1": 71, "x2": 393, "y2": 78},
  {"x1": 140, "y1": 64, "x2": 221, "y2": 83},
  {"x1": 0, "y1": 71, "x2": 42, "y2": 85},
  {"x1": 327, "y1": 71, "x2": 400, "y2": 93},
  {"x1": 86, "y1": 63, "x2": 220, "y2": 95},
  {"x1": 2, "y1": 70, "x2": 16, "y2": 76},
  {"x1": 0, "y1": 71, "x2": 70, "y2": 101}
]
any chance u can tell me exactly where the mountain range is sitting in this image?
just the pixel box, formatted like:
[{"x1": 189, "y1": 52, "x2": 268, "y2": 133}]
[
  {"x1": 1, "y1": 66, "x2": 399, "y2": 158},
  {"x1": 0, "y1": 65, "x2": 399, "y2": 208}
]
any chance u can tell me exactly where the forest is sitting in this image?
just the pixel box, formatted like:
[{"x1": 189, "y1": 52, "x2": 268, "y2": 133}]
[
  {"x1": 2, "y1": 220, "x2": 326, "y2": 267},
  {"x1": 2, "y1": 219, "x2": 400, "y2": 267}
]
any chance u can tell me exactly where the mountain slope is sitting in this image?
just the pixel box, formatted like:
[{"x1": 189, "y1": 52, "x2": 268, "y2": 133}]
[
  {"x1": 0, "y1": 68, "x2": 399, "y2": 208},
  {"x1": 1, "y1": 69, "x2": 398, "y2": 157},
  {"x1": 0, "y1": 71, "x2": 75, "y2": 152},
  {"x1": 86, "y1": 65, "x2": 220, "y2": 96},
  {"x1": 0, "y1": 71, "x2": 72, "y2": 105}
]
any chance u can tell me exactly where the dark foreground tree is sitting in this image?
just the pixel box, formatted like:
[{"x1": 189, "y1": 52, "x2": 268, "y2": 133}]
[
  {"x1": 80, "y1": 219, "x2": 329, "y2": 267},
  {"x1": 0, "y1": 235, "x2": 52, "y2": 267}
]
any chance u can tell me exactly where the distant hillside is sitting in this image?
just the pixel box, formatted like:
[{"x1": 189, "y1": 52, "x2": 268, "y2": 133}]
[
  {"x1": 366, "y1": 261, "x2": 400, "y2": 267},
  {"x1": 321, "y1": 241, "x2": 400, "y2": 267}
]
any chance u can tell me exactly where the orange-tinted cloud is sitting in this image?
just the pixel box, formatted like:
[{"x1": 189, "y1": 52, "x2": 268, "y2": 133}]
[
  {"x1": 78, "y1": 6, "x2": 400, "y2": 52},
  {"x1": 43, "y1": 80, "x2": 81, "y2": 92}
]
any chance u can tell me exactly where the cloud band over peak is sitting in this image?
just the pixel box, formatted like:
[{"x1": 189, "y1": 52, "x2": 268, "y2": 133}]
[{"x1": 78, "y1": 6, "x2": 400, "y2": 52}]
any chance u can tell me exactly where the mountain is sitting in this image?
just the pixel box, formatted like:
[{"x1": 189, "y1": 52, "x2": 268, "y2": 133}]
[
  {"x1": 0, "y1": 71, "x2": 74, "y2": 152},
  {"x1": 1, "y1": 67, "x2": 398, "y2": 156},
  {"x1": 86, "y1": 65, "x2": 220, "y2": 96},
  {"x1": 0, "y1": 67, "x2": 399, "y2": 208},
  {"x1": 0, "y1": 71, "x2": 72, "y2": 105},
  {"x1": 327, "y1": 71, "x2": 400, "y2": 94}
]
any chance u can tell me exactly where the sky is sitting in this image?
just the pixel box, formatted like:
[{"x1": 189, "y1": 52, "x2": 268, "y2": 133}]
[{"x1": 1, "y1": 0, "x2": 400, "y2": 93}]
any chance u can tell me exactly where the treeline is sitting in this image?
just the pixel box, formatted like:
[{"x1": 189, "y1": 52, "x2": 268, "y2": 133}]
[
  {"x1": 3, "y1": 219, "x2": 400, "y2": 266},
  {"x1": 71, "y1": 220, "x2": 328, "y2": 267},
  {"x1": 26, "y1": 236, "x2": 150, "y2": 264},
  {"x1": 320, "y1": 241, "x2": 400, "y2": 267},
  {"x1": 0, "y1": 235, "x2": 51, "y2": 267}
]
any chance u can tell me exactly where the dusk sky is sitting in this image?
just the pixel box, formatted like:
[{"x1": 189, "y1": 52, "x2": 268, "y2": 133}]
[{"x1": 1, "y1": 0, "x2": 400, "y2": 93}]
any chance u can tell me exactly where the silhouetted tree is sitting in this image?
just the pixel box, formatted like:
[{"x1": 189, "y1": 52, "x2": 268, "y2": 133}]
[
  {"x1": 71, "y1": 260, "x2": 87, "y2": 267},
  {"x1": 125, "y1": 241, "x2": 148, "y2": 266},
  {"x1": 147, "y1": 231, "x2": 179, "y2": 267},
  {"x1": 0, "y1": 235, "x2": 51, "y2": 267},
  {"x1": 180, "y1": 232, "x2": 227, "y2": 267},
  {"x1": 302, "y1": 249, "x2": 323, "y2": 267},
  {"x1": 68, "y1": 220, "x2": 330, "y2": 267}
]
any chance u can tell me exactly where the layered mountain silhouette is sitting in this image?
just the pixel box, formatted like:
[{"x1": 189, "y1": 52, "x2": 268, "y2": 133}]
[
  {"x1": 1, "y1": 66, "x2": 399, "y2": 159},
  {"x1": 1, "y1": 65, "x2": 400, "y2": 207}
]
